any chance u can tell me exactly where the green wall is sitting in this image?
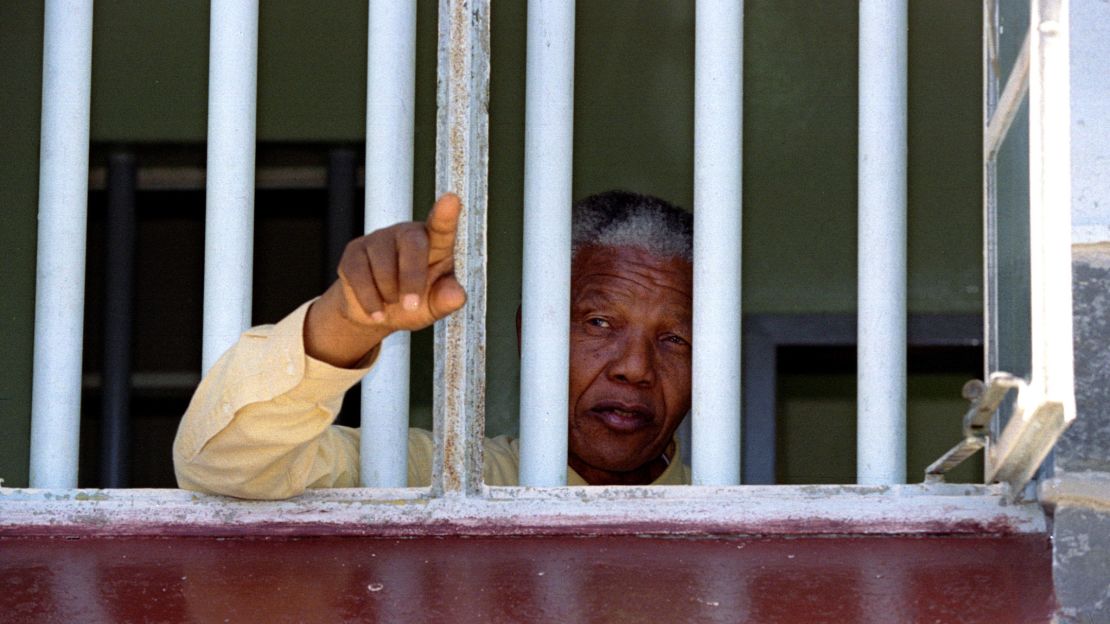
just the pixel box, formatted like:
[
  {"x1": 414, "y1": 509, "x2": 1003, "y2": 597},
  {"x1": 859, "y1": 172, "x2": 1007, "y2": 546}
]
[
  {"x1": 1, "y1": 3, "x2": 44, "y2": 489},
  {"x1": 0, "y1": 1, "x2": 982, "y2": 487}
]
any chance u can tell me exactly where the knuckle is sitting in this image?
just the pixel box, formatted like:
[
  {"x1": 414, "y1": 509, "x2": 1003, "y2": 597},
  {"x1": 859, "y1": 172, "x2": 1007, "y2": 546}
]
[
  {"x1": 400, "y1": 226, "x2": 427, "y2": 247},
  {"x1": 341, "y1": 238, "x2": 363, "y2": 261},
  {"x1": 368, "y1": 229, "x2": 393, "y2": 250}
]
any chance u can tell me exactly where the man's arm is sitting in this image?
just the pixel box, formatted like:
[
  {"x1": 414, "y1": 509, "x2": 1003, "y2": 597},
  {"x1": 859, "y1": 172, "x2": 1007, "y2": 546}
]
[{"x1": 173, "y1": 194, "x2": 466, "y2": 499}]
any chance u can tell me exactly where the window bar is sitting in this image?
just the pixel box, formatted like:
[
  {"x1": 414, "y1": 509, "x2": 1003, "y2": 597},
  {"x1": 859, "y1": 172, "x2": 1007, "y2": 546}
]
[
  {"x1": 29, "y1": 0, "x2": 94, "y2": 488},
  {"x1": 856, "y1": 0, "x2": 908, "y2": 485},
  {"x1": 741, "y1": 325, "x2": 777, "y2": 484},
  {"x1": 360, "y1": 1, "x2": 417, "y2": 488},
  {"x1": 100, "y1": 151, "x2": 138, "y2": 488},
  {"x1": 325, "y1": 147, "x2": 358, "y2": 286},
  {"x1": 431, "y1": 0, "x2": 490, "y2": 498},
  {"x1": 983, "y1": 0, "x2": 1003, "y2": 383},
  {"x1": 692, "y1": 0, "x2": 744, "y2": 486},
  {"x1": 201, "y1": 0, "x2": 258, "y2": 374},
  {"x1": 519, "y1": 0, "x2": 575, "y2": 487}
]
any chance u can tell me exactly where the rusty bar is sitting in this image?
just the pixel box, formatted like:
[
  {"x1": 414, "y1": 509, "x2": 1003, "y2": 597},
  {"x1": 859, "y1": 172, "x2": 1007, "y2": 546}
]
[{"x1": 431, "y1": 0, "x2": 490, "y2": 498}]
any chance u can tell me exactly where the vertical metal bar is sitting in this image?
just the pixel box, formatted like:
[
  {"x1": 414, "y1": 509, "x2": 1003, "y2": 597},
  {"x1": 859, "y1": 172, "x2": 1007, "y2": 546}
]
[
  {"x1": 431, "y1": 0, "x2": 490, "y2": 498},
  {"x1": 519, "y1": 0, "x2": 575, "y2": 487},
  {"x1": 1028, "y1": 0, "x2": 1074, "y2": 412},
  {"x1": 856, "y1": 0, "x2": 908, "y2": 485},
  {"x1": 325, "y1": 147, "x2": 358, "y2": 285},
  {"x1": 692, "y1": 0, "x2": 744, "y2": 486},
  {"x1": 202, "y1": 0, "x2": 258, "y2": 374},
  {"x1": 984, "y1": 0, "x2": 999, "y2": 381},
  {"x1": 29, "y1": 0, "x2": 94, "y2": 488},
  {"x1": 983, "y1": 0, "x2": 1003, "y2": 455},
  {"x1": 100, "y1": 151, "x2": 137, "y2": 488},
  {"x1": 361, "y1": 1, "x2": 417, "y2": 488},
  {"x1": 741, "y1": 324, "x2": 776, "y2": 484}
]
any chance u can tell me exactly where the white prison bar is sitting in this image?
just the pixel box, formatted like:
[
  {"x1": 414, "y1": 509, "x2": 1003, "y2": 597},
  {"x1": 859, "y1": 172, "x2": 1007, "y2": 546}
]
[
  {"x1": 857, "y1": 0, "x2": 908, "y2": 485},
  {"x1": 360, "y1": 1, "x2": 417, "y2": 488},
  {"x1": 519, "y1": 0, "x2": 576, "y2": 487},
  {"x1": 202, "y1": 0, "x2": 258, "y2": 374},
  {"x1": 692, "y1": 0, "x2": 744, "y2": 486},
  {"x1": 29, "y1": 0, "x2": 95, "y2": 488}
]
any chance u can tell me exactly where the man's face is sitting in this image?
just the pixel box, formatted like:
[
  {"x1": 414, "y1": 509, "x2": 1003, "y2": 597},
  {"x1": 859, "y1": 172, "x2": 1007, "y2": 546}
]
[{"x1": 567, "y1": 245, "x2": 693, "y2": 479}]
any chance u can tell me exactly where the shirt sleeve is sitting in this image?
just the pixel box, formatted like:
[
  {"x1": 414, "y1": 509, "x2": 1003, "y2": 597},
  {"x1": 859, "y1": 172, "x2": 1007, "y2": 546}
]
[{"x1": 173, "y1": 299, "x2": 374, "y2": 499}]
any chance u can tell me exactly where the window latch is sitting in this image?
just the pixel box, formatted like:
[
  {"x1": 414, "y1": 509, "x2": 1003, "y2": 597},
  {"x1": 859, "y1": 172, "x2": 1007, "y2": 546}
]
[{"x1": 926, "y1": 372, "x2": 1073, "y2": 500}]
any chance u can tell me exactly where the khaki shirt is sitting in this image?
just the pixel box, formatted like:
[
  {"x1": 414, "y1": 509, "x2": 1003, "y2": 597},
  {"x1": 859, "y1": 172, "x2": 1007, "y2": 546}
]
[{"x1": 173, "y1": 301, "x2": 690, "y2": 499}]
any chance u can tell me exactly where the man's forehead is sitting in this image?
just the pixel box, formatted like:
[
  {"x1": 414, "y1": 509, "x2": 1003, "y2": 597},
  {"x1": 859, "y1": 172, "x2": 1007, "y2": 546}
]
[{"x1": 571, "y1": 245, "x2": 693, "y2": 302}]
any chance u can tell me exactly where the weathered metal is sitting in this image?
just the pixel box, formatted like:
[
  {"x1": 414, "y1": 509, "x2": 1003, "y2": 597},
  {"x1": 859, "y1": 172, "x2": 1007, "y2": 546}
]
[
  {"x1": 966, "y1": 0, "x2": 1077, "y2": 497},
  {"x1": 0, "y1": 484, "x2": 1045, "y2": 538},
  {"x1": 926, "y1": 373, "x2": 1022, "y2": 480},
  {"x1": 982, "y1": 0, "x2": 1003, "y2": 396},
  {"x1": 432, "y1": 0, "x2": 490, "y2": 498}
]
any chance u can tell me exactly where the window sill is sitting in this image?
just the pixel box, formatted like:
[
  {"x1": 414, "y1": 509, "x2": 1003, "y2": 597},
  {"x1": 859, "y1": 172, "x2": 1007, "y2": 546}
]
[{"x1": 0, "y1": 483, "x2": 1045, "y2": 537}]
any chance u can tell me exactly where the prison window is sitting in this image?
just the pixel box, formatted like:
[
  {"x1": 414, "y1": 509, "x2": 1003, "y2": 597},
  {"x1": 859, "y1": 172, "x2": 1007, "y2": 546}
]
[{"x1": 5, "y1": 0, "x2": 1072, "y2": 537}]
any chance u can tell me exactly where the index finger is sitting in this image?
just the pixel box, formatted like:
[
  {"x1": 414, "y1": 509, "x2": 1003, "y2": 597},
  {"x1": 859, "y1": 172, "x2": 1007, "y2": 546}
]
[{"x1": 425, "y1": 193, "x2": 461, "y2": 265}]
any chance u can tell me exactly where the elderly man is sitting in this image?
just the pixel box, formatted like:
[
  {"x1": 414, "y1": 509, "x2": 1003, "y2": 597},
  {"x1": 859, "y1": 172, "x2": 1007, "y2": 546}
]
[{"x1": 174, "y1": 190, "x2": 694, "y2": 498}]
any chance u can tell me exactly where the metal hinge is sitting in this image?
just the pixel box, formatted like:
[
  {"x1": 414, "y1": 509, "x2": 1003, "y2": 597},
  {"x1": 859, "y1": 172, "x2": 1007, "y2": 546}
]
[{"x1": 926, "y1": 372, "x2": 1074, "y2": 499}]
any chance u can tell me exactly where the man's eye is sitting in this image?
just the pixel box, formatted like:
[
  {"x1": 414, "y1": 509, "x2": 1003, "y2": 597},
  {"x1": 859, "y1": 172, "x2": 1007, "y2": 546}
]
[
  {"x1": 663, "y1": 334, "x2": 690, "y2": 347},
  {"x1": 586, "y1": 317, "x2": 611, "y2": 328}
]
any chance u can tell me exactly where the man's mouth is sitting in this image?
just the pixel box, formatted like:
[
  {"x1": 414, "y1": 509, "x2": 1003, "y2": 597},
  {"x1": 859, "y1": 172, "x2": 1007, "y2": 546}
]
[{"x1": 588, "y1": 401, "x2": 653, "y2": 433}]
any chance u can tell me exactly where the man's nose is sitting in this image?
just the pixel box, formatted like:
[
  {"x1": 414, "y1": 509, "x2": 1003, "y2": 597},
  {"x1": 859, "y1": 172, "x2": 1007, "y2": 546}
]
[{"x1": 607, "y1": 333, "x2": 655, "y2": 387}]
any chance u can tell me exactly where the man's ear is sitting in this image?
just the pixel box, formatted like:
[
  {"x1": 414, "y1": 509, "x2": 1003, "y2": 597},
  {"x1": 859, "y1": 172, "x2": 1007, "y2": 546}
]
[{"x1": 515, "y1": 303, "x2": 522, "y2": 357}]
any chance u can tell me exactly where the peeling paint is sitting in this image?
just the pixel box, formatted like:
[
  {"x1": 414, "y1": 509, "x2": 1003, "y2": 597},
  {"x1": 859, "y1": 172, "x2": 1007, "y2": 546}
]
[
  {"x1": 0, "y1": 484, "x2": 1046, "y2": 538},
  {"x1": 432, "y1": 0, "x2": 490, "y2": 500}
]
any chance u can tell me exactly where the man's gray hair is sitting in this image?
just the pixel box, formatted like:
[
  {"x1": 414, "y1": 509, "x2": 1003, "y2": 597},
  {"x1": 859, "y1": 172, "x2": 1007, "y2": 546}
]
[{"x1": 571, "y1": 190, "x2": 693, "y2": 262}]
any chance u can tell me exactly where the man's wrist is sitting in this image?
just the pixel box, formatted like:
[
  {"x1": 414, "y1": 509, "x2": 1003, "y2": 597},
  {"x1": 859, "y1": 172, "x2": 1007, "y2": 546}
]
[{"x1": 304, "y1": 285, "x2": 390, "y2": 369}]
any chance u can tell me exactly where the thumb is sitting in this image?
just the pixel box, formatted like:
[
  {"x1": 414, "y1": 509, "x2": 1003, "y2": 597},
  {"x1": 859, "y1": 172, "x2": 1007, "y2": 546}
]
[
  {"x1": 427, "y1": 273, "x2": 467, "y2": 320},
  {"x1": 426, "y1": 193, "x2": 462, "y2": 265}
]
